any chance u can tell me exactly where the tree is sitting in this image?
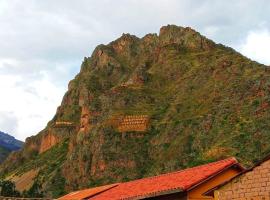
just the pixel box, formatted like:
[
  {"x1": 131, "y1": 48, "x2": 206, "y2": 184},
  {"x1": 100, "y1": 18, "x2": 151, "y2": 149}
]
[
  {"x1": 24, "y1": 181, "x2": 43, "y2": 198},
  {"x1": 0, "y1": 180, "x2": 21, "y2": 197}
]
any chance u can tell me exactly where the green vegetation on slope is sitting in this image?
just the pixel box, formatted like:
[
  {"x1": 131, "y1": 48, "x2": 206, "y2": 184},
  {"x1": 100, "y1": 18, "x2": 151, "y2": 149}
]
[
  {"x1": 0, "y1": 147, "x2": 10, "y2": 164},
  {"x1": 1, "y1": 25, "x2": 270, "y2": 198}
]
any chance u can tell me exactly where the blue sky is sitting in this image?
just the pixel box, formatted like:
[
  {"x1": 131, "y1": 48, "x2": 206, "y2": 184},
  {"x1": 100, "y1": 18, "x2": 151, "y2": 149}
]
[{"x1": 0, "y1": 0, "x2": 270, "y2": 141}]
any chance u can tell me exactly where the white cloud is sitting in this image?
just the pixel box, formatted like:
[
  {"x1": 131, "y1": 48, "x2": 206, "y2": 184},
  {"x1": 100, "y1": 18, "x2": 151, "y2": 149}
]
[
  {"x1": 238, "y1": 30, "x2": 270, "y2": 65},
  {"x1": 0, "y1": 0, "x2": 270, "y2": 140},
  {"x1": 0, "y1": 72, "x2": 65, "y2": 141},
  {"x1": 0, "y1": 111, "x2": 18, "y2": 135}
]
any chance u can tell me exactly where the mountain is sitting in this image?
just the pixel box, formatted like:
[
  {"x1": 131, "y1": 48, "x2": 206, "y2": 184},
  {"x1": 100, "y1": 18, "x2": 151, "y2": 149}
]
[
  {"x1": 0, "y1": 131, "x2": 23, "y2": 163},
  {"x1": 1, "y1": 25, "x2": 270, "y2": 198}
]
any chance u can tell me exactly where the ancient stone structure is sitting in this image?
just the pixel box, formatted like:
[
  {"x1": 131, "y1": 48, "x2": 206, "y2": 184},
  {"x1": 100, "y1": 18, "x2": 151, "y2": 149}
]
[
  {"x1": 212, "y1": 155, "x2": 270, "y2": 200},
  {"x1": 116, "y1": 115, "x2": 150, "y2": 132},
  {"x1": 54, "y1": 121, "x2": 74, "y2": 127},
  {"x1": 10, "y1": 169, "x2": 39, "y2": 192}
]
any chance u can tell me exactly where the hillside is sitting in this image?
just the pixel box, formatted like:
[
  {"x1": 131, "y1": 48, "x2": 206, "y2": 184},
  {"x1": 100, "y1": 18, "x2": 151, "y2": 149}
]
[
  {"x1": 1, "y1": 25, "x2": 270, "y2": 198},
  {"x1": 0, "y1": 146, "x2": 10, "y2": 163},
  {"x1": 0, "y1": 131, "x2": 23, "y2": 163}
]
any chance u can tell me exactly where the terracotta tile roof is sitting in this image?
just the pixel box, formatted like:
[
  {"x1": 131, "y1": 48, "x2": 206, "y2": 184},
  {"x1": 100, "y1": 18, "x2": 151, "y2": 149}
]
[
  {"x1": 58, "y1": 184, "x2": 118, "y2": 200},
  {"x1": 89, "y1": 157, "x2": 241, "y2": 200}
]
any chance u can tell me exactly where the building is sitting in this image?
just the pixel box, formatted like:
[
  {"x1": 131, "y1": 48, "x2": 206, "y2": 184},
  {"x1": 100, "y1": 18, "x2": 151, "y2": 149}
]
[
  {"x1": 116, "y1": 115, "x2": 150, "y2": 132},
  {"x1": 58, "y1": 184, "x2": 118, "y2": 200},
  {"x1": 205, "y1": 155, "x2": 270, "y2": 200},
  {"x1": 58, "y1": 157, "x2": 244, "y2": 200}
]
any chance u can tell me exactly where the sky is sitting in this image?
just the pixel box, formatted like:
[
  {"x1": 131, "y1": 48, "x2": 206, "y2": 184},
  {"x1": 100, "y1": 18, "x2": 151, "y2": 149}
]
[{"x1": 0, "y1": 0, "x2": 270, "y2": 141}]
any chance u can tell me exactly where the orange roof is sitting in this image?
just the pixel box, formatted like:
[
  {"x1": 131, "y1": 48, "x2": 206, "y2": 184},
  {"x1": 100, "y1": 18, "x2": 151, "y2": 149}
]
[
  {"x1": 89, "y1": 157, "x2": 242, "y2": 200},
  {"x1": 58, "y1": 184, "x2": 118, "y2": 200}
]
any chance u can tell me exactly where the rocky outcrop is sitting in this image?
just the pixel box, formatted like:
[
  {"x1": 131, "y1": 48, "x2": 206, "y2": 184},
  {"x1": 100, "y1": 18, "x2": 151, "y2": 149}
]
[
  {"x1": 111, "y1": 33, "x2": 139, "y2": 54},
  {"x1": 159, "y1": 25, "x2": 215, "y2": 50},
  {"x1": 79, "y1": 106, "x2": 91, "y2": 133},
  {"x1": 39, "y1": 132, "x2": 59, "y2": 154}
]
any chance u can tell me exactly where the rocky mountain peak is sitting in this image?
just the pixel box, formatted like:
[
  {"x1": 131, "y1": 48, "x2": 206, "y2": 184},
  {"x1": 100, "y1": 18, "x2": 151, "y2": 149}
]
[{"x1": 159, "y1": 24, "x2": 215, "y2": 50}]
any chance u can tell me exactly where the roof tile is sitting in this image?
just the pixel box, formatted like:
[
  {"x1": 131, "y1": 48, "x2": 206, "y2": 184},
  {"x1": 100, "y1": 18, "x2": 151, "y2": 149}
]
[
  {"x1": 58, "y1": 184, "x2": 118, "y2": 200},
  {"x1": 90, "y1": 157, "x2": 239, "y2": 200}
]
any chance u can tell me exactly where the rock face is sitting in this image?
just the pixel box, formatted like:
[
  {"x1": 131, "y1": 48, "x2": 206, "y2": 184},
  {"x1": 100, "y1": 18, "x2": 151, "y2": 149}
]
[
  {"x1": 79, "y1": 106, "x2": 91, "y2": 133},
  {"x1": 2, "y1": 25, "x2": 270, "y2": 198},
  {"x1": 39, "y1": 133, "x2": 59, "y2": 154}
]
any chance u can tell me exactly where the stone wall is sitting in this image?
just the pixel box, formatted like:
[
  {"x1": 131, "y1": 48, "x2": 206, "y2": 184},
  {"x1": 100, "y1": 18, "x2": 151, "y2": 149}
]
[
  {"x1": 117, "y1": 115, "x2": 150, "y2": 132},
  {"x1": 215, "y1": 158, "x2": 270, "y2": 200}
]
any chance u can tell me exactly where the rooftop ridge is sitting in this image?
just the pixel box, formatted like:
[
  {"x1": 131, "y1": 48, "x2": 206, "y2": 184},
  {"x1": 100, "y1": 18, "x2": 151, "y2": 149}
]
[
  {"x1": 58, "y1": 183, "x2": 119, "y2": 200},
  {"x1": 120, "y1": 187, "x2": 183, "y2": 200},
  {"x1": 121, "y1": 187, "x2": 183, "y2": 200},
  {"x1": 121, "y1": 157, "x2": 237, "y2": 184},
  {"x1": 88, "y1": 157, "x2": 242, "y2": 200}
]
